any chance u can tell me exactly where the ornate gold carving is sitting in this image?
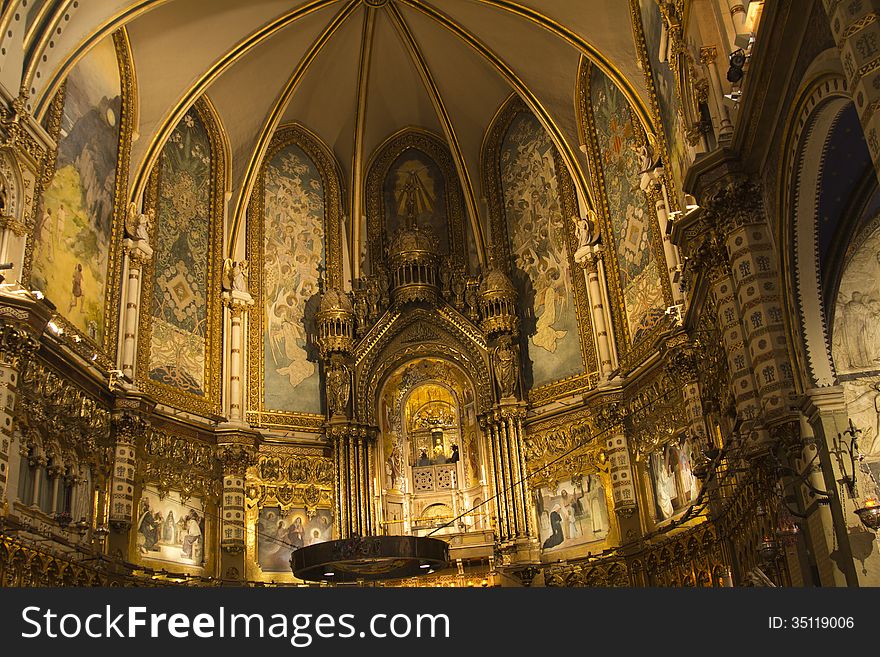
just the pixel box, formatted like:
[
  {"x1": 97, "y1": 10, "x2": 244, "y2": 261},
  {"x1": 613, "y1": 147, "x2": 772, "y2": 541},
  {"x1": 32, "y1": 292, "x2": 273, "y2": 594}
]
[{"x1": 139, "y1": 427, "x2": 221, "y2": 503}]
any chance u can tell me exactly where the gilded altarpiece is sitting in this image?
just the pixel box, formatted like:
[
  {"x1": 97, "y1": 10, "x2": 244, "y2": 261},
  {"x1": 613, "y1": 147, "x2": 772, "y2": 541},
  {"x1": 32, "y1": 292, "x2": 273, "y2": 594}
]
[
  {"x1": 246, "y1": 124, "x2": 343, "y2": 430},
  {"x1": 137, "y1": 98, "x2": 225, "y2": 416},
  {"x1": 365, "y1": 129, "x2": 469, "y2": 273},
  {"x1": 580, "y1": 61, "x2": 672, "y2": 358},
  {"x1": 26, "y1": 30, "x2": 135, "y2": 361},
  {"x1": 245, "y1": 446, "x2": 334, "y2": 582},
  {"x1": 482, "y1": 97, "x2": 596, "y2": 403}
]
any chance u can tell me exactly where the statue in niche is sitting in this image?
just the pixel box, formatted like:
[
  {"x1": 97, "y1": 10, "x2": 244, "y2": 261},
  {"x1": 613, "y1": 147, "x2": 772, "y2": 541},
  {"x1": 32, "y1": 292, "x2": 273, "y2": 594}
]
[
  {"x1": 125, "y1": 202, "x2": 153, "y2": 242},
  {"x1": 0, "y1": 178, "x2": 8, "y2": 217},
  {"x1": 222, "y1": 259, "x2": 249, "y2": 293},
  {"x1": 638, "y1": 132, "x2": 663, "y2": 174},
  {"x1": 493, "y1": 336, "x2": 519, "y2": 399},
  {"x1": 326, "y1": 356, "x2": 350, "y2": 417},
  {"x1": 573, "y1": 208, "x2": 601, "y2": 252}
]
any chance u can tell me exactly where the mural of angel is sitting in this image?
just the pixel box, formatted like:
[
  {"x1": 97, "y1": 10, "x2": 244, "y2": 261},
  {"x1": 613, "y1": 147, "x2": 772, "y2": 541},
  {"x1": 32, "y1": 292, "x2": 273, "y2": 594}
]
[{"x1": 262, "y1": 144, "x2": 325, "y2": 413}]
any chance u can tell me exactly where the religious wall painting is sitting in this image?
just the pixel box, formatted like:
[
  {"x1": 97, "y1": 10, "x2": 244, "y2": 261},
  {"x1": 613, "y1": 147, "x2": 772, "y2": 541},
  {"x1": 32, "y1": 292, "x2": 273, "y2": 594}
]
[
  {"x1": 648, "y1": 436, "x2": 699, "y2": 522},
  {"x1": 137, "y1": 485, "x2": 206, "y2": 568},
  {"x1": 590, "y1": 67, "x2": 666, "y2": 343},
  {"x1": 147, "y1": 106, "x2": 212, "y2": 397},
  {"x1": 31, "y1": 35, "x2": 122, "y2": 343},
  {"x1": 535, "y1": 475, "x2": 609, "y2": 551},
  {"x1": 262, "y1": 142, "x2": 324, "y2": 414},
  {"x1": 831, "y1": 221, "x2": 880, "y2": 484},
  {"x1": 383, "y1": 147, "x2": 449, "y2": 253},
  {"x1": 500, "y1": 112, "x2": 584, "y2": 387},
  {"x1": 256, "y1": 506, "x2": 333, "y2": 572},
  {"x1": 637, "y1": 0, "x2": 689, "y2": 202}
]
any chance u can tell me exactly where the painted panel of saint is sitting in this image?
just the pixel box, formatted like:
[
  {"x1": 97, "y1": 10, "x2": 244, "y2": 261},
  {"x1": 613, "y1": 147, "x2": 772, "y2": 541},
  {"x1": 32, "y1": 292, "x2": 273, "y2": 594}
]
[
  {"x1": 649, "y1": 438, "x2": 700, "y2": 522},
  {"x1": 535, "y1": 475, "x2": 609, "y2": 551},
  {"x1": 256, "y1": 506, "x2": 333, "y2": 573},
  {"x1": 500, "y1": 112, "x2": 584, "y2": 387},
  {"x1": 137, "y1": 486, "x2": 205, "y2": 568},
  {"x1": 262, "y1": 142, "x2": 324, "y2": 413},
  {"x1": 31, "y1": 35, "x2": 122, "y2": 343}
]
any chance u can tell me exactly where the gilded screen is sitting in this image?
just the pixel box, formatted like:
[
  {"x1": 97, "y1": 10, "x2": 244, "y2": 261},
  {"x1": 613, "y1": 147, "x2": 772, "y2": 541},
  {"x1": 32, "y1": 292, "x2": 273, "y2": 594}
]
[
  {"x1": 31, "y1": 35, "x2": 122, "y2": 343},
  {"x1": 262, "y1": 142, "x2": 324, "y2": 414},
  {"x1": 500, "y1": 112, "x2": 583, "y2": 386},
  {"x1": 147, "y1": 108, "x2": 212, "y2": 396},
  {"x1": 590, "y1": 68, "x2": 665, "y2": 342}
]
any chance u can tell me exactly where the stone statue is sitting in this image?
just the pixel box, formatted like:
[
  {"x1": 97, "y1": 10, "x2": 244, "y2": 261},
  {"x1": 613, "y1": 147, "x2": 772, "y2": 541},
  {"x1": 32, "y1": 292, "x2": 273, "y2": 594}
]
[
  {"x1": 223, "y1": 259, "x2": 249, "y2": 293},
  {"x1": 0, "y1": 178, "x2": 8, "y2": 217},
  {"x1": 326, "y1": 357, "x2": 350, "y2": 416},
  {"x1": 125, "y1": 202, "x2": 152, "y2": 242},
  {"x1": 493, "y1": 337, "x2": 519, "y2": 399},
  {"x1": 574, "y1": 209, "x2": 600, "y2": 251},
  {"x1": 638, "y1": 132, "x2": 662, "y2": 174}
]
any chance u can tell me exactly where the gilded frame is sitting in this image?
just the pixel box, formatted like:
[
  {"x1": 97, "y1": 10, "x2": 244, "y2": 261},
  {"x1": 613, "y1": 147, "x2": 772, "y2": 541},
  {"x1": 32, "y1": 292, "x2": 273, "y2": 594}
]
[
  {"x1": 246, "y1": 122, "x2": 345, "y2": 431},
  {"x1": 577, "y1": 58, "x2": 675, "y2": 369},
  {"x1": 364, "y1": 127, "x2": 469, "y2": 272},
  {"x1": 22, "y1": 29, "x2": 135, "y2": 369},
  {"x1": 481, "y1": 95, "x2": 598, "y2": 404},
  {"x1": 136, "y1": 96, "x2": 226, "y2": 417}
]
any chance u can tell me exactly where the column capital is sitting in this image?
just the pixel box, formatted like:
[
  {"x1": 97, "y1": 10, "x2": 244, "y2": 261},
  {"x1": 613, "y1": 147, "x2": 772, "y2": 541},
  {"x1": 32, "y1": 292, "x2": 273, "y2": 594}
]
[
  {"x1": 123, "y1": 237, "x2": 153, "y2": 266},
  {"x1": 222, "y1": 289, "x2": 255, "y2": 316},
  {"x1": 801, "y1": 386, "x2": 849, "y2": 421}
]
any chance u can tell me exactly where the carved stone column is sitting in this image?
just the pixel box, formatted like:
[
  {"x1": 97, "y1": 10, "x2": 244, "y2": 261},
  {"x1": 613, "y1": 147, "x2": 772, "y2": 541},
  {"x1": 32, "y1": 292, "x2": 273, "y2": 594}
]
[
  {"x1": 663, "y1": 339, "x2": 709, "y2": 445},
  {"x1": 823, "y1": 0, "x2": 880, "y2": 176},
  {"x1": 801, "y1": 387, "x2": 860, "y2": 586},
  {"x1": 107, "y1": 394, "x2": 153, "y2": 556},
  {"x1": 641, "y1": 169, "x2": 684, "y2": 305},
  {"x1": 706, "y1": 179, "x2": 797, "y2": 432},
  {"x1": 216, "y1": 433, "x2": 257, "y2": 581},
  {"x1": 594, "y1": 400, "x2": 641, "y2": 542},
  {"x1": 577, "y1": 247, "x2": 616, "y2": 377},
  {"x1": 120, "y1": 238, "x2": 152, "y2": 381},
  {"x1": 0, "y1": 288, "x2": 50, "y2": 505},
  {"x1": 221, "y1": 290, "x2": 254, "y2": 424}
]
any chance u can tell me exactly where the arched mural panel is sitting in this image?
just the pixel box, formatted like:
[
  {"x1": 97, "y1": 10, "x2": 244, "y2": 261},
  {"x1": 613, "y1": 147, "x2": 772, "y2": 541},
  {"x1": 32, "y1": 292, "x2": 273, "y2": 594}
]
[
  {"x1": 28, "y1": 30, "x2": 133, "y2": 354},
  {"x1": 247, "y1": 123, "x2": 344, "y2": 429},
  {"x1": 138, "y1": 98, "x2": 224, "y2": 415}
]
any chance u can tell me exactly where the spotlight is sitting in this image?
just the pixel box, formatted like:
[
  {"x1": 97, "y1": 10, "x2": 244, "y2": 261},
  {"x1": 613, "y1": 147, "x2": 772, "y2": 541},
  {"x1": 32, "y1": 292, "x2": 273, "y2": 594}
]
[{"x1": 727, "y1": 49, "x2": 746, "y2": 83}]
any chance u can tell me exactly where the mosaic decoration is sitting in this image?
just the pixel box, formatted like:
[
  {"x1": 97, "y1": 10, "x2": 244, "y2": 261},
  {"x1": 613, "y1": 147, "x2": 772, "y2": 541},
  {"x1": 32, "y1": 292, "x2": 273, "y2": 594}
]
[
  {"x1": 31, "y1": 35, "x2": 122, "y2": 343},
  {"x1": 590, "y1": 67, "x2": 666, "y2": 342},
  {"x1": 500, "y1": 112, "x2": 584, "y2": 386},
  {"x1": 147, "y1": 107, "x2": 212, "y2": 396},
  {"x1": 262, "y1": 142, "x2": 324, "y2": 413}
]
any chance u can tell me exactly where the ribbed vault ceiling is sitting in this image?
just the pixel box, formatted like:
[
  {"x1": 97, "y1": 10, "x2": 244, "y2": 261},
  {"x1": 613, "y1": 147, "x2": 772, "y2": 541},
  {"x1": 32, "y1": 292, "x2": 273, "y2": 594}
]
[{"x1": 24, "y1": 0, "x2": 651, "y2": 267}]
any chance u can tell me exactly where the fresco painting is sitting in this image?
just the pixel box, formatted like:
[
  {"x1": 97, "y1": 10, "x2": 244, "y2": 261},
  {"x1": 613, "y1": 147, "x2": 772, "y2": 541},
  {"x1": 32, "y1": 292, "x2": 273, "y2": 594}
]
[
  {"x1": 31, "y1": 36, "x2": 122, "y2": 343},
  {"x1": 262, "y1": 143, "x2": 325, "y2": 413},
  {"x1": 500, "y1": 112, "x2": 584, "y2": 386}
]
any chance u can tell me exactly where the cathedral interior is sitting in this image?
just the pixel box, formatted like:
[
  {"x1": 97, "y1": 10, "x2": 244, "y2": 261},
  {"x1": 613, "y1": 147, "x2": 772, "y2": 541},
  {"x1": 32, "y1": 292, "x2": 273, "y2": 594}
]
[{"x1": 0, "y1": 0, "x2": 878, "y2": 588}]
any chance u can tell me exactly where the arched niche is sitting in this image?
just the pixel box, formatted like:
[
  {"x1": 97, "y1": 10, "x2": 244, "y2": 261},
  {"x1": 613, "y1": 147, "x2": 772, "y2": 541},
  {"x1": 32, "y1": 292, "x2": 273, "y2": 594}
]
[
  {"x1": 25, "y1": 29, "x2": 135, "y2": 356},
  {"x1": 578, "y1": 59, "x2": 672, "y2": 354},
  {"x1": 137, "y1": 95, "x2": 227, "y2": 416},
  {"x1": 364, "y1": 129, "x2": 472, "y2": 275},
  {"x1": 482, "y1": 95, "x2": 596, "y2": 399},
  {"x1": 246, "y1": 123, "x2": 344, "y2": 430}
]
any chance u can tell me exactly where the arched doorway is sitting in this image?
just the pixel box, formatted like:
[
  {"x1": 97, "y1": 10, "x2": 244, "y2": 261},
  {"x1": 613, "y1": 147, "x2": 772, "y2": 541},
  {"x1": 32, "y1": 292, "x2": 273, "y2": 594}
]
[{"x1": 375, "y1": 357, "x2": 492, "y2": 542}]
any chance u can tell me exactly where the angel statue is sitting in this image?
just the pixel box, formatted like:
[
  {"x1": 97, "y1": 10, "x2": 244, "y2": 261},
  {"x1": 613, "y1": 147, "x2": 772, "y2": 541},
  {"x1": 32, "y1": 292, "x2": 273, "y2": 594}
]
[
  {"x1": 125, "y1": 202, "x2": 153, "y2": 242},
  {"x1": 573, "y1": 208, "x2": 600, "y2": 251},
  {"x1": 223, "y1": 259, "x2": 249, "y2": 293},
  {"x1": 638, "y1": 132, "x2": 662, "y2": 174}
]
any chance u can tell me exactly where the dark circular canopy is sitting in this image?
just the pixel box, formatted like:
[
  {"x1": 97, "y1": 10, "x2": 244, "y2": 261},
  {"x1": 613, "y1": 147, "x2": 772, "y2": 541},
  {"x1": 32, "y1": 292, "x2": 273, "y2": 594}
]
[{"x1": 290, "y1": 535, "x2": 449, "y2": 582}]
